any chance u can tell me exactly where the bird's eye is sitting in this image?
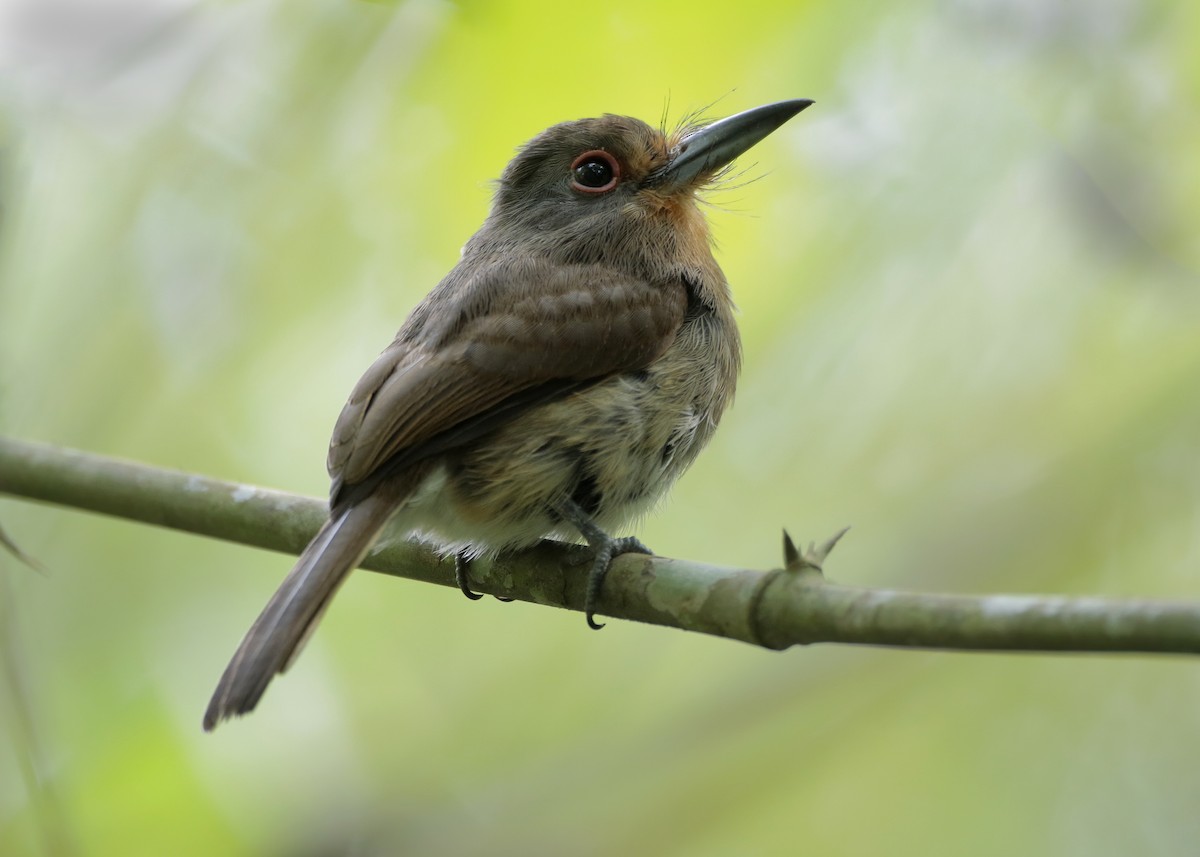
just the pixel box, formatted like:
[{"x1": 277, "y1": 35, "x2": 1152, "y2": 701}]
[{"x1": 570, "y1": 150, "x2": 620, "y2": 193}]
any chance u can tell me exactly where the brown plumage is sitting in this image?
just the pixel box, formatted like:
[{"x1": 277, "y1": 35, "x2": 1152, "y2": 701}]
[{"x1": 203, "y1": 99, "x2": 812, "y2": 730}]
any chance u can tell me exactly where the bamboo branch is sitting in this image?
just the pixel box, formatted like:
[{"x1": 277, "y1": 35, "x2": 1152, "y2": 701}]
[{"x1": 1, "y1": 435, "x2": 1198, "y2": 654}]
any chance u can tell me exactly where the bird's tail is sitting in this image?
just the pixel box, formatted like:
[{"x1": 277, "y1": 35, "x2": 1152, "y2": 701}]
[{"x1": 203, "y1": 490, "x2": 399, "y2": 731}]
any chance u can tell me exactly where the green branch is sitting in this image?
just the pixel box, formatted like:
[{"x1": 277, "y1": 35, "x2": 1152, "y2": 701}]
[{"x1": 2, "y1": 435, "x2": 1198, "y2": 654}]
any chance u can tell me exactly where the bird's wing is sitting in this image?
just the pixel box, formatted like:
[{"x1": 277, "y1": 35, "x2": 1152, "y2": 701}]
[{"x1": 326, "y1": 258, "x2": 687, "y2": 504}]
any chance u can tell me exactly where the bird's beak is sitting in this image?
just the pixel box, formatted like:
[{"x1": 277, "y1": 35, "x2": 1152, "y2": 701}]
[{"x1": 657, "y1": 98, "x2": 813, "y2": 191}]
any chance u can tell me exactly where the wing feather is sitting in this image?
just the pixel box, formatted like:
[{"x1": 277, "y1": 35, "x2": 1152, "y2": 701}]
[{"x1": 327, "y1": 258, "x2": 686, "y2": 503}]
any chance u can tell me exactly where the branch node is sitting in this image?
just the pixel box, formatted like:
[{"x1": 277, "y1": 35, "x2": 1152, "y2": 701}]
[{"x1": 783, "y1": 526, "x2": 850, "y2": 575}]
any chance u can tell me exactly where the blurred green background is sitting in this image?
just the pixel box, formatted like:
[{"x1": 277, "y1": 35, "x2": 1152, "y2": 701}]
[{"x1": 2, "y1": 0, "x2": 1199, "y2": 854}]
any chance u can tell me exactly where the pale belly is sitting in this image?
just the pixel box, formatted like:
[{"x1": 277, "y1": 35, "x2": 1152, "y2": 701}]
[{"x1": 397, "y1": 313, "x2": 737, "y2": 556}]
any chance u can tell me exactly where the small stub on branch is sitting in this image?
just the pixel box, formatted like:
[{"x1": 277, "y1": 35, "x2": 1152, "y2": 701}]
[{"x1": 782, "y1": 526, "x2": 850, "y2": 574}]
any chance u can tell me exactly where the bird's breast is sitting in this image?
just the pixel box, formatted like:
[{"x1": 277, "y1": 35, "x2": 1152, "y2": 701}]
[{"x1": 401, "y1": 308, "x2": 740, "y2": 556}]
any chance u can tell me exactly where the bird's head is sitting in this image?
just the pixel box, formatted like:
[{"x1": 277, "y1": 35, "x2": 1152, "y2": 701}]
[{"x1": 477, "y1": 100, "x2": 813, "y2": 282}]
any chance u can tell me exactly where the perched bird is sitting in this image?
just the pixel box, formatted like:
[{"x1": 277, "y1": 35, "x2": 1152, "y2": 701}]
[{"x1": 204, "y1": 98, "x2": 812, "y2": 730}]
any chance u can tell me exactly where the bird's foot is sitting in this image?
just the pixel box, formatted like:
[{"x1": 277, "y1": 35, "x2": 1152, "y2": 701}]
[
  {"x1": 582, "y1": 534, "x2": 651, "y2": 630},
  {"x1": 454, "y1": 553, "x2": 513, "y2": 603},
  {"x1": 553, "y1": 498, "x2": 652, "y2": 629}
]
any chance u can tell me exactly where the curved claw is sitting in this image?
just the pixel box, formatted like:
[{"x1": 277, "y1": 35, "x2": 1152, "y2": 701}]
[{"x1": 455, "y1": 554, "x2": 484, "y2": 601}]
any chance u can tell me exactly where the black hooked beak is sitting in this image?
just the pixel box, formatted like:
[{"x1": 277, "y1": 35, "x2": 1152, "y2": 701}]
[{"x1": 655, "y1": 98, "x2": 813, "y2": 191}]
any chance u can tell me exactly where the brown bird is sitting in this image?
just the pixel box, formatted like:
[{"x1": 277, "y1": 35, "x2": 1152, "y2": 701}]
[{"x1": 203, "y1": 98, "x2": 812, "y2": 730}]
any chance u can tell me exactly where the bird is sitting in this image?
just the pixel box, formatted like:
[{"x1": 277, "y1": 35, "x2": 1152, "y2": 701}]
[{"x1": 203, "y1": 98, "x2": 813, "y2": 730}]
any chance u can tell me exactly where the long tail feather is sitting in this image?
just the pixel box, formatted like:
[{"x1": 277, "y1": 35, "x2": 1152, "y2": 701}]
[{"x1": 203, "y1": 491, "x2": 399, "y2": 731}]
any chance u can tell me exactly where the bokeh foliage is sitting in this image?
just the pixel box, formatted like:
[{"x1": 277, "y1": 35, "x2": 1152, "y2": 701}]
[{"x1": 2, "y1": 0, "x2": 1199, "y2": 854}]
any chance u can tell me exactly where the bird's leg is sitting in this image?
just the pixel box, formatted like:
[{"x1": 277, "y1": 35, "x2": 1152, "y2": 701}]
[
  {"x1": 552, "y1": 497, "x2": 652, "y2": 630},
  {"x1": 454, "y1": 552, "x2": 513, "y2": 603}
]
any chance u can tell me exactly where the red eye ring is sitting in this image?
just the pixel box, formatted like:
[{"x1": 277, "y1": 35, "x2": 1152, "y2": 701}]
[{"x1": 570, "y1": 150, "x2": 621, "y2": 193}]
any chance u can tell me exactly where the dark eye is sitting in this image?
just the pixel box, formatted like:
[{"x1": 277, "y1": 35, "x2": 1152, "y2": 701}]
[{"x1": 570, "y1": 150, "x2": 620, "y2": 193}]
